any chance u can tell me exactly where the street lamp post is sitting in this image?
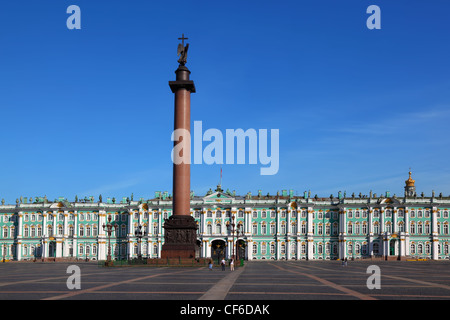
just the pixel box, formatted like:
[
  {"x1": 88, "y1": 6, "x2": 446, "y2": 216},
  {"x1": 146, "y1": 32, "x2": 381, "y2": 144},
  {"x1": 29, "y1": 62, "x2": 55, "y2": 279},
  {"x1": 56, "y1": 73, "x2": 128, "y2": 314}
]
[
  {"x1": 134, "y1": 224, "x2": 147, "y2": 260},
  {"x1": 102, "y1": 215, "x2": 116, "y2": 263},
  {"x1": 231, "y1": 216, "x2": 244, "y2": 261}
]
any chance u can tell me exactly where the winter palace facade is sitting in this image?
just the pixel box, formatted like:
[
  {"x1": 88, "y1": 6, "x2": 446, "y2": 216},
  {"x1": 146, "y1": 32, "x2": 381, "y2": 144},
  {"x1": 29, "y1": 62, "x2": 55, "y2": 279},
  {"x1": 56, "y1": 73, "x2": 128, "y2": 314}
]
[{"x1": 0, "y1": 172, "x2": 449, "y2": 261}]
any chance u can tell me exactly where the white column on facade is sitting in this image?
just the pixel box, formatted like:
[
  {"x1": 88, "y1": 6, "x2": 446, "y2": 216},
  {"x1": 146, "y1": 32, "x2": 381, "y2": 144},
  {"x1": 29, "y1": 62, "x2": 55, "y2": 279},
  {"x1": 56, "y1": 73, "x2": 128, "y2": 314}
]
[
  {"x1": 98, "y1": 210, "x2": 106, "y2": 260},
  {"x1": 392, "y1": 207, "x2": 397, "y2": 234},
  {"x1": 287, "y1": 239, "x2": 291, "y2": 260},
  {"x1": 201, "y1": 209, "x2": 206, "y2": 235},
  {"x1": 338, "y1": 208, "x2": 346, "y2": 260},
  {"x1": 17, "y1": 212, "x2": 23, "y2": 261},
  {"x1": 367, "y1": 207, "x2": 374, "y2": 256},
  {"x1": 63, "y1": 210, "x2": 68, "y2": 257},
  {"x1": 404, "y1": 206, "x2": 410, "y2": 256},
  {"x1": 127, "y1": 209, "x2": 134, "y2": 259},
  {"x1": 432, "y1": 207, "x2": 439, "y2": 260},
  {"x1": 73, "y1": 210, "x2": 78, "y2": 259}
]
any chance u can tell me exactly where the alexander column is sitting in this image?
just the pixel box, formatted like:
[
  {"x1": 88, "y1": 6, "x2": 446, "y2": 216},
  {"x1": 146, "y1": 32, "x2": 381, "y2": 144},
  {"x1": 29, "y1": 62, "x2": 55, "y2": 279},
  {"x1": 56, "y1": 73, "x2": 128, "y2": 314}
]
[{"x1": 161, "y1": 34, "x2": 198, "y2": 259}]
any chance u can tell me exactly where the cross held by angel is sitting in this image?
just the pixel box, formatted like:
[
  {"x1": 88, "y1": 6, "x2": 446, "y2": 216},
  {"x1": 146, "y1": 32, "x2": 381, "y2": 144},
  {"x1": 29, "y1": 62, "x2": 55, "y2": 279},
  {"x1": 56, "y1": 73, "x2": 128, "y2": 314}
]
[{"x1": 177, "y1": 33, "x2": 189, "y2": 66}]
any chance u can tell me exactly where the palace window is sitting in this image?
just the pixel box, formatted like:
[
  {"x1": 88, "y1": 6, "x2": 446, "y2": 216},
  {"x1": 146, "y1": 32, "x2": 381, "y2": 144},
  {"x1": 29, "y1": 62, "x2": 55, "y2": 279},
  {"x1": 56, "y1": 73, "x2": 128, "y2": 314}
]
[
  {"x1": 418, "y1": 244, "x2": 423, "y2": 254},
  {"x1": 373, "y1": 223, "x2": 380, "y2": 234},
  {"x1": 301, "y1": 244, "x2": 306, "y2": 254},
  {"x1": 270, "y1": 243, "x2": 275, "y2": 255},
  {"x1": 252, "y1": 224, "x2": 258, "y2": 234},
  {"x1": 373, "y1": 243, "x2": 380, "y2": 255},
  {"x1": 301, "y1": 223, "x2": 306, "y2": 235},
  {"x1": 362, "y1": 223, "x2": 367, "y2": 234},
  {"x1": 262, "y1": 211, "x2": 267, "y2": 219},
  {"x1": 262, "y1": 223, "x2": 267, "y2": 235},
  {"x1": 355, "y1": 243, "x2": 361, "y2": 254},
  {"x1": 417, "y1": 223, "x2": 423, "y2": 234},
  {"x1": 252, "y1": 243, "x2": 257, "y2": 255},
  {"x1": 444, "y1": 223, "x2": 449, "y2": 235},
  {"x1": 261, "y1": 243, "x2": 267, "y2": 255},
  {"x1": 385, "y1": 222, "x2": 391, "y2": 234},
  {"x1": 238, "y1": 210, "x2": 244, "y2": 218},
  {"x1": 410, "y1": 243, "x2": 416, "y2": 254},
  {"x1": 207, "y1": 224, "x2": 212, "y2": 235},
  {"x1": 280, "y1": 223, "x2": 286, "y2": 234},
  {"x1": 216, "y1": 224, "x2": 221, "y2": 234},
  {"x1": 410, "y1": 223, "x2": 416, "y2": 234},
  {"x1": 355, "y1": 223, "x2": 360, "y2": 235},
  {"x1": 216, "y1": 211, "x2": 222, "y2": 218},
  {"x1": 425, "y1": 223, "x2": 430, "y2": 234},
  {"x1": 270, "y1": 223, "x2": 276, "y2": 235},
  {"x1": 325, "y1": 224, "x2": 331, "y2": 235},
  {"x1": 347, "y1": 223, "x2": 353, "y2": 234}
]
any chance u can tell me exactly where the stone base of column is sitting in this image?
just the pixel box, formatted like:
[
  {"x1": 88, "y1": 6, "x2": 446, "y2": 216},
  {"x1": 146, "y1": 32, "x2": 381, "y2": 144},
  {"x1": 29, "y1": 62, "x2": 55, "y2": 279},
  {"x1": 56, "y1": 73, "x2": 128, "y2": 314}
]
[{"x1": 161, "y1": 215, "x2": 199, "y2": 259}]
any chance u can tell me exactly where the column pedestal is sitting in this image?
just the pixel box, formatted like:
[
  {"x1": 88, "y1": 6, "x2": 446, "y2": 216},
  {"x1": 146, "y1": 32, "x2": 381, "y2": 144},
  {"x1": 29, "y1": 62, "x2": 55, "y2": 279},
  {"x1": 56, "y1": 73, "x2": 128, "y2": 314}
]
[{"x1": 161, "y1": 215, "x2": 198, "y2": 259}]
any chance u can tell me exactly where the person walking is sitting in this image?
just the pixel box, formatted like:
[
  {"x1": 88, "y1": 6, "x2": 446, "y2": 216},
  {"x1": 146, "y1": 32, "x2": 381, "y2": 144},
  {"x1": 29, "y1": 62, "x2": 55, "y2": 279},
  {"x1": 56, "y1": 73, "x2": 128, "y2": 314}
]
[
  {"x1": 230, "y1": 258, "x2": 234, "y2": 271},
  {"x1": 208, "y1": 259, "x2": 213, "y2": 271},
  {"x1": 221, "y1": 258, "x2": 226, "y2": 271}
]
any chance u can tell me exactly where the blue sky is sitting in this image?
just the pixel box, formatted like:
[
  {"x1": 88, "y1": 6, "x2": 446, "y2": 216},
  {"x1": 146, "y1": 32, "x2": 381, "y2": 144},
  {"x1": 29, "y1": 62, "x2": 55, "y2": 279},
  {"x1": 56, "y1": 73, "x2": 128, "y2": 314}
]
[{"x1": 0, "y1": 0, "x2": 449, "y2": 203}]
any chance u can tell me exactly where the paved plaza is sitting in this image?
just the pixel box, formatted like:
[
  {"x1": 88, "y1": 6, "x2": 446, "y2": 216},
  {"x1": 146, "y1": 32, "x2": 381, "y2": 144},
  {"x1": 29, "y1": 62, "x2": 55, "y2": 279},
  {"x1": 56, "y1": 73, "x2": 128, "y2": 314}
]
[{"x1": 0, "y1": 260, "x2": 449, "y2": 301}]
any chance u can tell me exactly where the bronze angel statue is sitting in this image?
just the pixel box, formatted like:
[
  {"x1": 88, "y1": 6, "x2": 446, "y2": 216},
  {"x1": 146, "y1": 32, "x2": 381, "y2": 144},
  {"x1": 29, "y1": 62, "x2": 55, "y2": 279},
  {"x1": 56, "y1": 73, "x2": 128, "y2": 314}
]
[{"x1": 177, "y1": 42, "x2": 189, "y2": 66}]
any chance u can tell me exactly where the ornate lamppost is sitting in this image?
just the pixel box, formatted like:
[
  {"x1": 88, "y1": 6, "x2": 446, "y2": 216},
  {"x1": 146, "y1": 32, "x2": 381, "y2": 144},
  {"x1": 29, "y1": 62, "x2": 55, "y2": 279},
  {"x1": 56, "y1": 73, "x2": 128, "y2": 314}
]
[
  {"x1": 102, "y1": 215, "x2": 116, "y2": 263},
  {"x1": 134, "y1": 224, "x2": 147, "y2": 260},
  {"x1": 231, "y1": 216, "x2": 245, "y2": 260}
]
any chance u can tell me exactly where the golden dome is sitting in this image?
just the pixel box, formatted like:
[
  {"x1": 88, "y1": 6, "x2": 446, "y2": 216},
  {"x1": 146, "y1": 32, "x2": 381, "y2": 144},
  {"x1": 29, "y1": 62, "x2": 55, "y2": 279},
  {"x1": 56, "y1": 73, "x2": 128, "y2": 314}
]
[{"x1": 405, "y1": 171, "x2": 415, "y2": 187}]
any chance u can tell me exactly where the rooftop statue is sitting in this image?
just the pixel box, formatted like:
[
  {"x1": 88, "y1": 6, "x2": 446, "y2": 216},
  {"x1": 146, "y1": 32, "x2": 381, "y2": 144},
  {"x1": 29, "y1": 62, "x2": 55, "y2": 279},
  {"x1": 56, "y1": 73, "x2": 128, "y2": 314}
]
[{"x1": 177, "y1": 34, "x2": 189, "y2": 66}]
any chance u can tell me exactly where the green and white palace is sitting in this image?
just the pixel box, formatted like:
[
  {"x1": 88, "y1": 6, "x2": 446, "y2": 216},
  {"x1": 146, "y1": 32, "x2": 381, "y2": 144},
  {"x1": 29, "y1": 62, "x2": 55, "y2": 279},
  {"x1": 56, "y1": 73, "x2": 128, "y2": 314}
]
[{"x1": 0, "y1": 172, "x2": 449, "y2": 261}]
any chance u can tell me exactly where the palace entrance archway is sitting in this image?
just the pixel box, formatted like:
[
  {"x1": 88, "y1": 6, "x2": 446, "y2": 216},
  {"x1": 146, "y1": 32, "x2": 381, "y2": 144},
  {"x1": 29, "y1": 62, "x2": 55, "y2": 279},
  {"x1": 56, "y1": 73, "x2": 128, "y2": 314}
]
[{"x1": 211, "y1": 239, "x2": 226, "y2": 264}]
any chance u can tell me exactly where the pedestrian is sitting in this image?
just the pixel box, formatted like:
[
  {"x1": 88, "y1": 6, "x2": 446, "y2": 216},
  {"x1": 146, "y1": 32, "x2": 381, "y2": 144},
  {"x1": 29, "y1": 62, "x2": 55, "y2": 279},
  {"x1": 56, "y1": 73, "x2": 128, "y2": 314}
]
[
  {"x1": 221, "y1": 258, "x2": 226, "y2": 271},
  {"x1": 344, "y1": 257, "x2": 348, "y2": 267},
  {"x1": 230, "y1": 258, "x2": 234, "y2": 271},
  {"x1": 208, "y1": 259, "x2": 213, "y2": 271}
]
